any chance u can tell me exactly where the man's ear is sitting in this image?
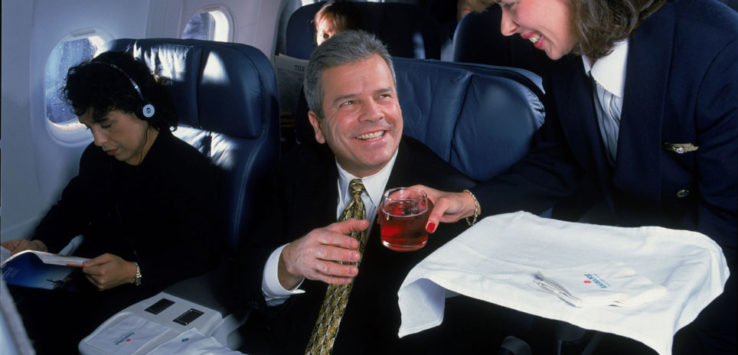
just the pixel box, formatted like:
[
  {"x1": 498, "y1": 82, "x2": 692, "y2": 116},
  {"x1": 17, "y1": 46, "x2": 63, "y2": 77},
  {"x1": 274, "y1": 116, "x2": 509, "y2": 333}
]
[{"x1": 308, "y1": 111, "x2": 326, "y2": 144}]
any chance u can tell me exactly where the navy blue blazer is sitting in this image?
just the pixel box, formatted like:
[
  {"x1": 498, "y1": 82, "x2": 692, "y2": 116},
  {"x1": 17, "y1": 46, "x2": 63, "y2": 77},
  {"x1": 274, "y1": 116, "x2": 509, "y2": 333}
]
[{"x1": 474, "y1": 0, "x2": 737, "y2": 264}]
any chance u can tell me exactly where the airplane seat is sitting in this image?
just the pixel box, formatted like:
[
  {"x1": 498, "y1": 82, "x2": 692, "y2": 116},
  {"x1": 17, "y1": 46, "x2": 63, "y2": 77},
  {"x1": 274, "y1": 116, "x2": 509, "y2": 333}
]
[
  {"x1": 284, "y1": 2, "x2": 441, "y2": 60},
  {"x1": 98, "y1": 38, "x2": 280, "y2": 347},
  {"x1": 452, "y1": 6, "x2": 552, "y2": 78},
  {"x1": 295, "y1": 58, "x2": 545, "y2": 182}
]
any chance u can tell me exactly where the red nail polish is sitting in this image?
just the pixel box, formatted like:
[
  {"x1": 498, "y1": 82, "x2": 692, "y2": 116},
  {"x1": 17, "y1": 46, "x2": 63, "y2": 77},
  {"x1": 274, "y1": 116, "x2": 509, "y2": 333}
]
[{"x1": 426, "y1": 222, "x2": 436, "y2": 233}]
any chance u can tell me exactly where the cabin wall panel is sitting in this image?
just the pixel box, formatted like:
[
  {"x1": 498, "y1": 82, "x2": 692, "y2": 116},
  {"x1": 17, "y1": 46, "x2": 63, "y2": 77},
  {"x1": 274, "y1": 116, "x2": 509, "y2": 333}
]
[{"x1": 2, "y1": 0, "x2": 43, "y2": 241}]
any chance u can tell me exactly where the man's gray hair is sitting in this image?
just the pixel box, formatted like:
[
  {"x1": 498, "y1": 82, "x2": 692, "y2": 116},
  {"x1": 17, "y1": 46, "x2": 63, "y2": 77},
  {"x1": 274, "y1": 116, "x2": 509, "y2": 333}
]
[{"x1": 303, "y1": 30, "x2": 396, "y2": 118}]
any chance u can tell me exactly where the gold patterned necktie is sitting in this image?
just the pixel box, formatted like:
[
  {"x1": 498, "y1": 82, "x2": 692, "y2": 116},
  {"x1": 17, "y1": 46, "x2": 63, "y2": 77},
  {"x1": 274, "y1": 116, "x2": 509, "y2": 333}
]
[{"x1": 305, "y1": 178, "x2": 367, "y2": 355}]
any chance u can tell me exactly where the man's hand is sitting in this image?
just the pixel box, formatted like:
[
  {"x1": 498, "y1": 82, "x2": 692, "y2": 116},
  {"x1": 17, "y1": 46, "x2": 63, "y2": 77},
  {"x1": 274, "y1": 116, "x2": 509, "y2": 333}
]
[
  {"x1": 82, "y1": 253, "x2": 137, "y2": 291},
  {"x1": 1, "y1": 239, "x2": 48, "y2": 255},
  {"x1": 409, "y1": 185, "x2": 479, "y2": 233},
  {"x1": 279, "y1": 219, "x2": 369, "y2": 289}
]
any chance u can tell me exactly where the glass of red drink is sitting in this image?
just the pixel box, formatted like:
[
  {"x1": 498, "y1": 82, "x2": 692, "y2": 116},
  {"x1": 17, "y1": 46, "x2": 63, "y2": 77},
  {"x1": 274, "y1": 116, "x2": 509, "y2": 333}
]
[{"x1": 377, "y1": 187, "x2": 430, "y2": 252}]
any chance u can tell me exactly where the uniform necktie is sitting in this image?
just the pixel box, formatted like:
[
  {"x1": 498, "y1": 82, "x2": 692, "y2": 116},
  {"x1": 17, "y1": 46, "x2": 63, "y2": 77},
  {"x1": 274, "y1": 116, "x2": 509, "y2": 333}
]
[
  {"x1": 305, "y1": 179, "x2": 367, "y2": 354},
  {"x1": 590, "y1": 74, "x2": 622, "y2": 165}
]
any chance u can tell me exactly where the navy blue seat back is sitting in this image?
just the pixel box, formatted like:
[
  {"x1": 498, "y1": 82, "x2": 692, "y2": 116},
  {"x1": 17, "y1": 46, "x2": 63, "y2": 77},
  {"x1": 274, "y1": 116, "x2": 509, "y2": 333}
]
[
  {"x1": 453, "y1": 6, "x2": 551, "y2": 77},
  {"x1": 295, "y1": 58, "x2": 544, "y2": 182},
  {"x1": 102, "y1": 38, "x2": 281, "y2": 253},
  {"x1": 285, "y1": 2, "x2": 441, "y2": 60},
  {"x1": 394, "y1": 58, "x2": 544, "y2": 181}
]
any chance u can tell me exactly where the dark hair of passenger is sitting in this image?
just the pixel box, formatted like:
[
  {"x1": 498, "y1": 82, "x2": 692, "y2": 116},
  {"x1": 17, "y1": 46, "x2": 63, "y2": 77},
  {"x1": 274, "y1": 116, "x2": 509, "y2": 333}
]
[
  {"x1": 569, "y1": 0, "x2": 665, "y2": 60},
  {"x1": 303, "y1": 30, "x2": 395, "y2": 118},
  {"x1": 314, "y1": 1, "x2": 362, "y2": 37},
  {"x1": 464, "y1": 0, "x2": 665, "y2": 61},
  {"x1": 63, "y1": 51, "x2": 178, "y2": 130}
]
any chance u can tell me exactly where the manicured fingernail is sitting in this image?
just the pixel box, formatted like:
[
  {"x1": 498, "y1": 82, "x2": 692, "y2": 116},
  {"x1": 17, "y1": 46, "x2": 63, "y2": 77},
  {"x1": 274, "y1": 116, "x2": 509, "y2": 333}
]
[{"x1": 426, "y1": 222, "x2": 436, "y2": 233}]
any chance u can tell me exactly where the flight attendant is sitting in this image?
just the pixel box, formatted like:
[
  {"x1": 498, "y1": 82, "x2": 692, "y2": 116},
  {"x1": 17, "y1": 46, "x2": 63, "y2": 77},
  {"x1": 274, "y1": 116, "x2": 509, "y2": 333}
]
[{"x1": 417, "y1": 0, "x2": 737, "y2": 353}]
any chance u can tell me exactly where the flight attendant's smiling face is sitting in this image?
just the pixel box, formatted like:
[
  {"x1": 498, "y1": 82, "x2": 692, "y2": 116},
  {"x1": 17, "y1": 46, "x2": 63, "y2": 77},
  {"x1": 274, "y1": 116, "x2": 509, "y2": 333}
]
[
  {"x1": 497, "y1": 0, "x2": 576, "y2": 60},
  {"x1": 79, "y1": 109, "x2": 158, "y2": 166}
]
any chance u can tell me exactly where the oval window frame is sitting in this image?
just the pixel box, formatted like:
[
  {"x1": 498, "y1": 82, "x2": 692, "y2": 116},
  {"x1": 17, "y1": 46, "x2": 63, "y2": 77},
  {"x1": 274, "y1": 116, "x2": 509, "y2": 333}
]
[
  {"x1": 181, "y1": 5, "x2": 234, "y2": 42},
  {"x1": 44, "y1": 29, "x2": 112, "y2": 144}
]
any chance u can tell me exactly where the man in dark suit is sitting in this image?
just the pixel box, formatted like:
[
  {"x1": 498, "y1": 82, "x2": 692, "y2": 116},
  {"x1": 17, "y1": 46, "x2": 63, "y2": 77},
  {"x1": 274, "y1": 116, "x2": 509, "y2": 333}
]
[
  {"x1": 422, "y1": 0, "x2": 737, "y2": 353},
  {"x1": 236, "y1": 30, "x2": 479, "y2": 354}
]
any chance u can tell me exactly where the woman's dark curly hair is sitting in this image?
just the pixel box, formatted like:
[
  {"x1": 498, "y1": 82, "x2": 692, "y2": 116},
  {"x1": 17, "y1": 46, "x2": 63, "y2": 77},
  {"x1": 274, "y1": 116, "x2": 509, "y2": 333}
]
[
  {"x1": 63, "y1": 51, "x2": 178, "y2": 130},
  {"x1": 568, "y1": 0, "x2": 665, "y2": 60}
]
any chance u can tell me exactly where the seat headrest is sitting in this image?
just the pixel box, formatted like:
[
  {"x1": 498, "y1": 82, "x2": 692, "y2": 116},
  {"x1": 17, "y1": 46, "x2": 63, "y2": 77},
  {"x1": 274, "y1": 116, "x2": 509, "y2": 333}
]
[
  {"x1": 392, "y1": 58, "x2": 544, "y2": 181},
  {"x1": 101, "y1": 38, "x2": 279, "y2": 138},
  {"x1": 453, "y1": 6, "x2": 551, "y2": 77}
]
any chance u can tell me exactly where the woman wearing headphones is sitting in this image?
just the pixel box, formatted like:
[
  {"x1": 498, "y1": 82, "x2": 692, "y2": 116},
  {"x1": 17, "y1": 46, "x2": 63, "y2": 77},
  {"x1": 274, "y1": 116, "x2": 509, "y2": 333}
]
[{"x1": 2, "y1": 51, "x2": 220, "y2": 353}]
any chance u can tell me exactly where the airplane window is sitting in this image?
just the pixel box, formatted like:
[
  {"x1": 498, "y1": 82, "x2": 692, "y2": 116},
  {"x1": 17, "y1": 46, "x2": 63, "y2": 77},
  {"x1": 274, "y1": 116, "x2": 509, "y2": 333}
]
[
  {"x1": 44, "y1": 34, "x2": 107, "y2": 133},
  {"x1": 181, "y1": 8, "x2": 231, "y2": 42}
]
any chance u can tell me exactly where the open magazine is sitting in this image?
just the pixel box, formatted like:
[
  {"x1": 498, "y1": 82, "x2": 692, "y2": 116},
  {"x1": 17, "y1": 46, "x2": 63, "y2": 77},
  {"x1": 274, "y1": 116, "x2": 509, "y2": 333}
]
[{"x1": 1, "y1": 249, "x2": 89, "y2": 291}]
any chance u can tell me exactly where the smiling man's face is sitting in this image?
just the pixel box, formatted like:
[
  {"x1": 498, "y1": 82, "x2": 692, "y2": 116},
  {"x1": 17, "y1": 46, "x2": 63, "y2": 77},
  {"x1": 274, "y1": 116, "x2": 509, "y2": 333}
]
[{"x1": 308, "y1": 54, "x2": 403, "y2": 177}]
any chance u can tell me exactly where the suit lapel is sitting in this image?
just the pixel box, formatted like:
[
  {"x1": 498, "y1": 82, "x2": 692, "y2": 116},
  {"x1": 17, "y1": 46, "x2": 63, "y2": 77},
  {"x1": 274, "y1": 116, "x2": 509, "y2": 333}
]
[
  {"x1": 294, "y1": 145, "x2": 339, "y2": 236},
  {"x1": 614, "y1": 2, "x2": 675, "y2": 202}
]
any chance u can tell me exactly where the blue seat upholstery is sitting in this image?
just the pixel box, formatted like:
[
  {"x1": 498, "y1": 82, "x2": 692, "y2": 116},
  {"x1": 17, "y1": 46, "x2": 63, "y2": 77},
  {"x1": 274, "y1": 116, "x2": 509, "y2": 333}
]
[
  {"x1": 453, "y1": 6, "x2": 552, "y2": 77},
  {"x1": 395, "y1": 58, "x2": 544, "y2": 181},
  {"x1": 285, "y1": 2, "x2": 441, "y2": 60},
  {"x1": 294, "y1": 58, "x2": 544, "y2": 182},
  {"x1": 102, "y1": 38, "x2": 280, "y2": 254}
]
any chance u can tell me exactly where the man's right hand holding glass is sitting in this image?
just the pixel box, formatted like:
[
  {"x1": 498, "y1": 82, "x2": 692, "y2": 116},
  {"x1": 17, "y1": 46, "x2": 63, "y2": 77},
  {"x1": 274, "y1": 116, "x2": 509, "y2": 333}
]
[{"x1": 278, "y1": 218, "x2": 369, "y2": 289}]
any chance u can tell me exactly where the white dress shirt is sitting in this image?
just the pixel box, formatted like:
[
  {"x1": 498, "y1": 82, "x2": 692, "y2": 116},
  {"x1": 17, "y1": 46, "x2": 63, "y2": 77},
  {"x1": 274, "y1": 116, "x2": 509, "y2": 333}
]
[
  {"x1": 582, "y1": 40, "x2": 628, "y2": 165},
  {"x1": 261, "y1": 152, "x2": 398, "y2": 305}
]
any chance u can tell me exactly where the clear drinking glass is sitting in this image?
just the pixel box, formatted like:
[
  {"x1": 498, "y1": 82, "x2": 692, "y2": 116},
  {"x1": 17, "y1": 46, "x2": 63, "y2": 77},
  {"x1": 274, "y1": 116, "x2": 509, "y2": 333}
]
[{"x1": 377, "y1": 187, "x2": 430, "y2": 252}]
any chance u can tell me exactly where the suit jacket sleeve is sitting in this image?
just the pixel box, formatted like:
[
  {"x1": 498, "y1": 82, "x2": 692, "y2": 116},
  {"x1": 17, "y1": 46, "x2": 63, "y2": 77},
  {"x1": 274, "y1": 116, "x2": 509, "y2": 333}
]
[
  {"x1": 692, "y1": 38, "x2": 738, "y2": 263},
  {"x1": 469, "y1": 94, "x2": 584, "y2": 217}
]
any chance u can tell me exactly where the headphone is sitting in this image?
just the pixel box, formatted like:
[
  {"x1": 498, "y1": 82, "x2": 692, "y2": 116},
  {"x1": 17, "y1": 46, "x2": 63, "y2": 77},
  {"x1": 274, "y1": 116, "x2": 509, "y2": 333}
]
[{"x1": 93, "y1": 61, "x2": 156, "y2": 119}]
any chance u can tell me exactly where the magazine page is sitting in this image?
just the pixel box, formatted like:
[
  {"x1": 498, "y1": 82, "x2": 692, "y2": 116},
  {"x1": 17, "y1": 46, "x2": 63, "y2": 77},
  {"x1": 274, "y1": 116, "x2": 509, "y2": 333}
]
[{"x1": 1, "y1": 250, "x2": 89, "y2": 291}]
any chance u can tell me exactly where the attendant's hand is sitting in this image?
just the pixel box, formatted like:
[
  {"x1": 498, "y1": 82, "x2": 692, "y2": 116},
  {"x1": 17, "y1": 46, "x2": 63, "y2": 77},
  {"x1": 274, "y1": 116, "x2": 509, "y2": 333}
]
[
  {"x1": 410, "y1": 185, "x2": 479, "y2": 233},
  {"x1": 279, "y1": 218, "x2": 369, "y2": 289},
  {"x1": 1, "y1": 239, "x2": 48, "y2": 255},
  {"x1": 83, "y1": 253, "x2": 137, "y2": 291}
]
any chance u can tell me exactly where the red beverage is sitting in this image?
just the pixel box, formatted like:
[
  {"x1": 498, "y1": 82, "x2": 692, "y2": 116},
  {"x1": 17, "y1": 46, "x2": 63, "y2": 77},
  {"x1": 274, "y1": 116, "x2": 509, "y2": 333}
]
[{"x1": 378, "y1": 188, "x2": 429, "y2": 252}]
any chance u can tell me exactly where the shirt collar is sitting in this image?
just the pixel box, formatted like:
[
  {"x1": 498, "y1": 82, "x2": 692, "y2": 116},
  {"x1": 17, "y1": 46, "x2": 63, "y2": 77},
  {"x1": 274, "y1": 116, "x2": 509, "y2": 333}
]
[
  {"x1": 336, "y1": 150, "x2": 398, "y2": 210},
  {"x1": 582, "y1": 39, "x2": 629, "y2": 98}
]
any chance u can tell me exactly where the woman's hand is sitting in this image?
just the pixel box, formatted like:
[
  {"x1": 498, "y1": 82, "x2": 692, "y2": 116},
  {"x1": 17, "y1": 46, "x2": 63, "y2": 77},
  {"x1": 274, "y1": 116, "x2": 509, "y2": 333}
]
[
  {"x1": 82, "y1": 253, "x2": 137, "y2": 291},
  {"x1": 1, "y1": 239, "x2": 48, "y2": 255},
  {"x1": 409, "y1": 185, "x2": 480, "y2": 233}
]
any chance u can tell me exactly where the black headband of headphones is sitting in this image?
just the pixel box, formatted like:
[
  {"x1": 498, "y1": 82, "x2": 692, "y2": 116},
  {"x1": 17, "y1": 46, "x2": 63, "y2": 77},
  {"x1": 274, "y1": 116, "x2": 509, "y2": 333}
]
[{"x1": 91, "y1": 60, "x2": 156, "y2": 119}]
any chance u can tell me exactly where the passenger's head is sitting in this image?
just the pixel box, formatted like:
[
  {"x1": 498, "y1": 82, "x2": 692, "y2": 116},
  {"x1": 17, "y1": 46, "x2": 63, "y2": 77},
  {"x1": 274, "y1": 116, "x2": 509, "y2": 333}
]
[
  {"x1": 469, "y1": 0, "x2": 664, "y2": 61},
  {"x1": 314, "y1": 1, "x2": 361, "y2": 46},
  {"x1": 64, "y1": 51, "x2": 177, "y2": 165},
  {"x1": 304, "y1": 30, "x2": 403, "y2": 177},
  {"x1": 65, "y1": 51, "x2": 177, "y2": 130}
]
